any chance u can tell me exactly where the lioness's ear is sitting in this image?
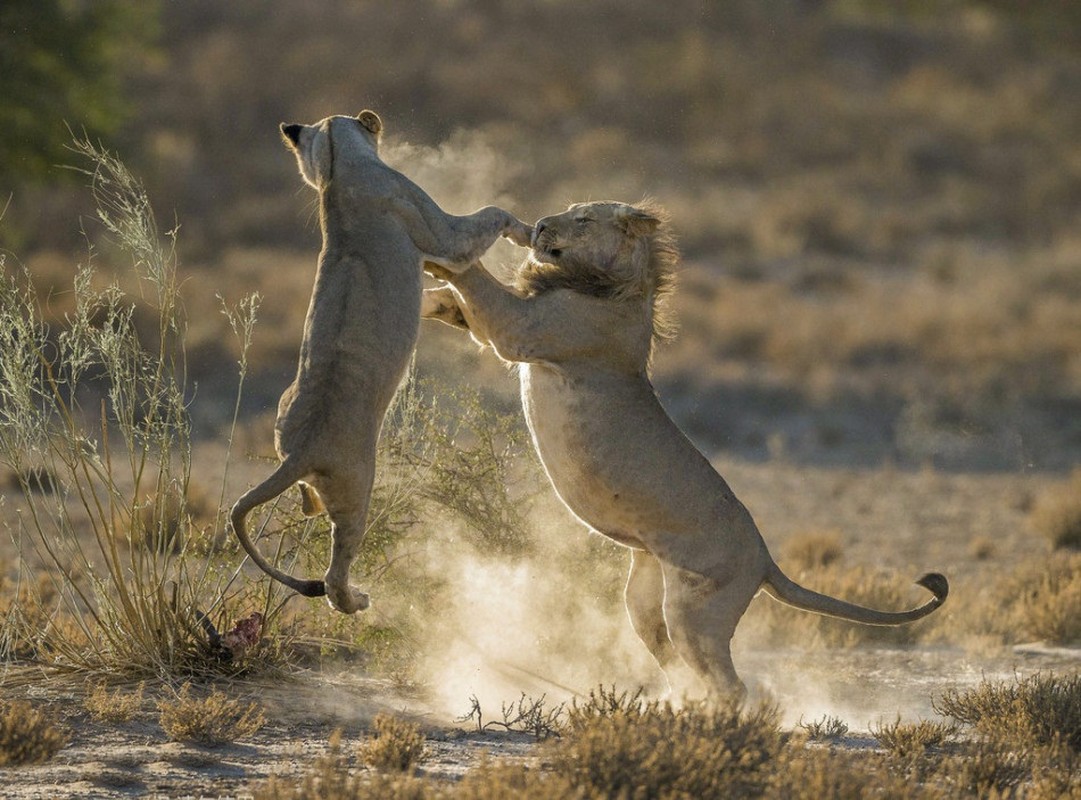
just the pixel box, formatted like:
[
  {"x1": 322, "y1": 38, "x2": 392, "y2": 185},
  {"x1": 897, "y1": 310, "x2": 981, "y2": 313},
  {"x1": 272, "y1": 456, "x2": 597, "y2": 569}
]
[
  {"x1": 280, "y1": 123, "x2": 302, "y2": 148},
  {"x1": 356, "y1": 110, "x2": 383, "y2": 137},
  {"x1": 617, "y1": 206, "x2": 661, "y2": 237}
]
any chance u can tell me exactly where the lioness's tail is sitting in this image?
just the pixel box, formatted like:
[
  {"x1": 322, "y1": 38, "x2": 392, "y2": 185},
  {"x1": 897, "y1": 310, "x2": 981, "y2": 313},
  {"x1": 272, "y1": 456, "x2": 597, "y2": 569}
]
[
  {"x1": 761, "y1": 562, "x2": 947, "y2": 626},
  {"x1": 230, "y1": 459, "x2": 326, "y2": 598}
]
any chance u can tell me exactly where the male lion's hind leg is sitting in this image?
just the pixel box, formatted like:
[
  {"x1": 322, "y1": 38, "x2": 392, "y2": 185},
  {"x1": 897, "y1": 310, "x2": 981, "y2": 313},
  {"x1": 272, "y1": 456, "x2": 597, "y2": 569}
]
[
  {"x1": 662, "y1": 564, "x2": 754, "y2": 701},
  {"x1": 625, "y1": 550, "x2": 681, "y2": 695}
]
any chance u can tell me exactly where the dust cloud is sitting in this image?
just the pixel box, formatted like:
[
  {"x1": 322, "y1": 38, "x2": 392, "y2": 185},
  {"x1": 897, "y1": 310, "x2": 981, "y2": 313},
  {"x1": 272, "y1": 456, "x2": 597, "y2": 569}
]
[
  {"x1": 411, "y1": 506, "x2": 661, "y2": 721},
  {"x1": 382, "y1": 131, "x2": 530, "y2": 280}
]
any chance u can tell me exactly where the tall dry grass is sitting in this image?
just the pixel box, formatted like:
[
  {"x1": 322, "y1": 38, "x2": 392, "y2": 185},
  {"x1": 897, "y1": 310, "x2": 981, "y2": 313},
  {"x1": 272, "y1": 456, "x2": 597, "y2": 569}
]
[{"x1": 0, "y1": 139, "x2": 282, "y2": 677}]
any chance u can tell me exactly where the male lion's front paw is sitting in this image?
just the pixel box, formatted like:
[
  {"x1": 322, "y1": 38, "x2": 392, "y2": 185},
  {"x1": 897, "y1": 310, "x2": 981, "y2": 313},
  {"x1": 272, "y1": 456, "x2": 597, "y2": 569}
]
[
  {"x1": 504, "y1": 219, "x2": 534, "y2": 248},
  {"x1": 326, "y1": 584, "x2": 370, "y2": 615}
]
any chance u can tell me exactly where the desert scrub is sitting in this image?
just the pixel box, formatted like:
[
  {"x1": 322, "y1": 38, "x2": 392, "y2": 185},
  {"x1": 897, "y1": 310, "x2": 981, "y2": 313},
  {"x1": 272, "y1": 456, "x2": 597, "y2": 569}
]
[
  {"x1": 157, "y1": 683, "x2": 265, "y2": 745},
  {"x1": 797, "y1": 713, "x2": 849, "y2": 741},
  {"x1": 782, "y1": 529, "x2": 844, "y2": 572},
  {"x1": 1017, "y1": 554, "x2": 1081, "y2": 644},
  {"x1": 255, "y1": 731, "x2": 431, "y2": 800},
  {"x1": 360, "y1": 713, "x2": 427, "y2": 774},
  {"x1": 84, "y1": 681, "x2": 145, "y2": 723},
  {"x1": 457, "y1": 692, "x2": 565, "y2": 739},
  {"x1": 554, "y1": 697, "x2": 783, "y2": 798},
  {"x1": 0, "y1": 699, "x2": 67, "y2": 766},
  {"x1": 766, "y1": 747, "x2": 913, "y2": 800},
  {"x1": 934, "y1": 673, "x2": 1081, "y2": 753},
  {"x1": 871, "y1": 717, "x2": 959, "y2": 760},
  {"x1": 0, "y1": 139, "x2": 283, "y2": 677},
  {"x1": 960, "y1": 554, "x2": 1081, "y2": 647},
  {"x1": 1030, "y1": 467, "x2": 1081, "y2": 550}
]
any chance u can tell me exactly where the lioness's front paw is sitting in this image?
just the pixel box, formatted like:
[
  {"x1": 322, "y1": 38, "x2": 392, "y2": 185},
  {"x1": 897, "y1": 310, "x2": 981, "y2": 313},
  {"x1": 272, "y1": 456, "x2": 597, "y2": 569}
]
[
  {"x1": 423, "y1": 260, "x2": 457, "y2": 281},
  {"x1": 504, "y1": 220, "x2": 534, "y2": 248},
  {"x1": 326, "y1": 585, "x2": 370, "y2": 615}
]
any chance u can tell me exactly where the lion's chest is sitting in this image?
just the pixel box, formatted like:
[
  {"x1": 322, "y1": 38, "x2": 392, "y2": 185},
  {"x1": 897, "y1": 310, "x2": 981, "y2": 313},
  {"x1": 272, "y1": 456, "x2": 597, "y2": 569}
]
[{"x1": 519, "y1": 365, "x2": 658, "y2": 543}]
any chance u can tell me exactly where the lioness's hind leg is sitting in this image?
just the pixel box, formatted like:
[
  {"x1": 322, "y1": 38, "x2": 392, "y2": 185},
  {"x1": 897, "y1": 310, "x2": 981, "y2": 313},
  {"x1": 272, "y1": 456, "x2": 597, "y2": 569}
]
[
  {"x1": 318, "y1": 470, "x2": 376, "y2": 615},
  {"x1": 299, "y1": 481, "x2": 325, "y2": 517}
]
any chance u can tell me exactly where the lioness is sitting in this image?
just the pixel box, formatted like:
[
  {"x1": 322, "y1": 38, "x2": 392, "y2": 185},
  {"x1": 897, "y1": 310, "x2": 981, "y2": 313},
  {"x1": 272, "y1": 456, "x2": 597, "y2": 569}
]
[
  {"x1": 422, "y1": 200, "x2": 948, "y2": 696},
  {"x1": 231, "y1": 111, "x2": 531, "y2": 614}
]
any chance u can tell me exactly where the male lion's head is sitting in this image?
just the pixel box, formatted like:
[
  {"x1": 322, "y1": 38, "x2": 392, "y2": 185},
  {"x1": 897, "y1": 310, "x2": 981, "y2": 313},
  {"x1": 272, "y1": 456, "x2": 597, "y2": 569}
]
[
  {"x1": 279, "y1": 110, "x2": 383, "y2": 189},
  {"x1": 520, "y1": 201, "x2": 678, "y2": 346}
]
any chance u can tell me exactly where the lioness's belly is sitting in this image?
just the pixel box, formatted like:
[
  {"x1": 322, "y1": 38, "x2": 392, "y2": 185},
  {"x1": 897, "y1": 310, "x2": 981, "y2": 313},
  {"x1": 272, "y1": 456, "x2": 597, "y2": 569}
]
[{"x1": 520, "y1": 364, "x2": 736, "y2": 544}]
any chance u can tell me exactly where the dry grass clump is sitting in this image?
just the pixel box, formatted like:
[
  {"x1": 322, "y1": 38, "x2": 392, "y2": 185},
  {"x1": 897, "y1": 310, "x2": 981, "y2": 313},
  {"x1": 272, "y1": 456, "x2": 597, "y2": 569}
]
[
  {"x1": 254, "y1": 731, "x2": 431, "y2": 800},
  {"x1": 1030, "y1": 468, "x2": 1081, "y2": 550},
  {"x1": 360, "y1": 713, "x2": 427, "y2": 774},
  {"x1": 1019, "y1": 556, "x2": 1081, "y2": 645},
  {"x1": 157, "y1": 683, "x2": 265, "y2": 746},
  {"x1": 0, "y1": 572, "x2": 88, "y2": 662},
  {"x1": 84, "y1": 681, "x2": 145, "y2": 724},
  {"x1": 961, "y1": 555, "x2": 1081, "y2": 647},
  {"x1": 871, "y1": 717, "x2": 959, "y2": 760},
  {"x1": 0, "y1": 699, "x2": 67, "y2": 766},
  {"x1": 933, "y1": 673, "x2": 1081, "y2": 753},
  {"x1": 553, "y1": 697, "x2": 783, "y2": 798},
  {"x1": 798, "y1": 713, "x2": 849, "y2": 741},
  {"x1": 783, "y1": 529, "x2": 845, "y2": 572},
  {"x1": 766, "y1": 747, "x2": 914, "y2": 800}
]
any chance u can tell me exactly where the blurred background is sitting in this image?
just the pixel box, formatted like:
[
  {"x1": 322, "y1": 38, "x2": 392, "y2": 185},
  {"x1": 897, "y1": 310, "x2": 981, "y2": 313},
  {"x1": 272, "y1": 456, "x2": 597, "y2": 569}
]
[{"x1": 3, "y1": 0, "x2": 1080, "y2": 472}]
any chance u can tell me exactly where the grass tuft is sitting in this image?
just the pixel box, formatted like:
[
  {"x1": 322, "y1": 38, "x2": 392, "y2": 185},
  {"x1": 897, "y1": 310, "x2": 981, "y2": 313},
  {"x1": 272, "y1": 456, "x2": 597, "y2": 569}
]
[
  {"x1": 360, "y1": 713, "x2": 427, "y2": 774},
  {"x1": 783, "y1": 530, "x2": 845, "y2": 572},
  {"x1": 0, "y1": 699, "x2": 67, "y2": 766},
  {"x1": 1030, "y1": 468, "x2": 1081, "y2": 550},
  {"x1": 84, "y1": 681, "x2": 145, "y2": 723},
  {"x1": 871, "y1": 717, "x2": 958, "y2": 760},
  {"x1": 157, "y1": 683, "x2": 265, "y2": 746},
  {"x1": 798, "y1": 713, "x2": 849, "y2": 741},
  {"x1": 552, "y1": 698, "x2": 783, "y2": 798},
  {"x1": 933, "y1": 673, "x2": 1081, "y2": 752}
]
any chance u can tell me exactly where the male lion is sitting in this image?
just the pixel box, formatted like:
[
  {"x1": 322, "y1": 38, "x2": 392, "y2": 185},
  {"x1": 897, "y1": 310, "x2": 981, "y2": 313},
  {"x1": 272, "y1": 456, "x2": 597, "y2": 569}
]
[
  {"x1": 422, "y1": 200, "x2": 948, "y2": 696},
  {"x1": 230, "y1": 111, "x2": 531, "y2": 614}
]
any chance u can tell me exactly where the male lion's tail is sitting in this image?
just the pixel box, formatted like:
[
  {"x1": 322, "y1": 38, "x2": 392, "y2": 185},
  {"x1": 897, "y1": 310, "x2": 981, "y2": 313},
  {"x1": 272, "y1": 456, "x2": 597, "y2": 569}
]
[
  {"x1": 761, "y1": 562, "x2": 947, "y2": 626},
  {"x1": 230, "y1": 459, "x2": 326, "y2": 598}
]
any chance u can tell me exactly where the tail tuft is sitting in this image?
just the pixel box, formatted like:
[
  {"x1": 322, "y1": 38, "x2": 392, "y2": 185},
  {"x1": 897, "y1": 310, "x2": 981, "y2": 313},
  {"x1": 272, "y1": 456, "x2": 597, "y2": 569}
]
[{"x1": 915, "y1": 572, "x2": 949, "y2": 604}]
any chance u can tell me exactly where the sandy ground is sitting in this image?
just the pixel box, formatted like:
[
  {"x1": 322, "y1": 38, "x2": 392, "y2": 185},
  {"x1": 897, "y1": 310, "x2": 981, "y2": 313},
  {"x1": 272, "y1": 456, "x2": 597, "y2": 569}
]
[
  {"x1": 1, "y1": 646, "x2": 1077, "y2": 800},
  {"x1": 1, "y1": 455, "x2": 1078, "y2": 798}
]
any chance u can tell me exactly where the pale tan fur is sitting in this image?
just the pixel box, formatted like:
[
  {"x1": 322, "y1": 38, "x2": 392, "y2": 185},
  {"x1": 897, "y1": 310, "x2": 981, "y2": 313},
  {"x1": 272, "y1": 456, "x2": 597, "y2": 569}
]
[
  {"x1": 423, "y1": 201, "x2": 948, "y2": 696},
  {"x1": 230, "y1": 111, "x2": 530, "y2": 614}
]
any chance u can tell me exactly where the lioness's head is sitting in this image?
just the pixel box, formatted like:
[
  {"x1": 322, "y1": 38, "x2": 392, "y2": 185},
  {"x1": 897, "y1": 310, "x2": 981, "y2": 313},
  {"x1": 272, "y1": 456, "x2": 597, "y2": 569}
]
[
  {"x1": 280, "y1": 110, "x2": 383, "y2": 188},
  {"x1": 521, "y1": 201, "x2": 678, "y2": 344}
]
